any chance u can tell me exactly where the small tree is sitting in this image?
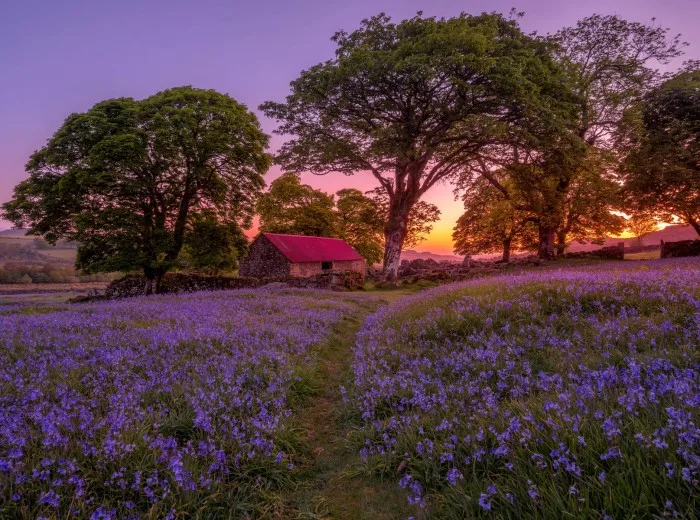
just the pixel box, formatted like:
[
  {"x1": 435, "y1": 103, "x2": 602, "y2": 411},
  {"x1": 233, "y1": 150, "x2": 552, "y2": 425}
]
[
  {"x1": 546, "y1": 14, "x2": 684, "y2": 256},
  {"x1": 555, "y1": 155, "x2": 626, "y2": 255},
  {"x1": 335, "y1": 189, "x2": 384, "y2": 265},
  {"x1": 180, "y1": 214, "x2": 249, "y2": 274},
  {"x1": 2, "y1": 87, "x2": 270, "y2": 293},
  {"x1": 621, "y1": 66, "x2": 700, "y2": 235},
  {"x1": 626, "y1": 215, "x2": 658, "y2": 247},
  {"x1": 453, "y1": 175, "x2": 537, "y2": 262},
  {"x1": 256, "y1": 173, "x2": 338, "y2": 237}
]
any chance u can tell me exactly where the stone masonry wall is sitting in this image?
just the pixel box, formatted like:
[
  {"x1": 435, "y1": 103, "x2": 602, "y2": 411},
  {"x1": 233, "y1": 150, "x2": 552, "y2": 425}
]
[
  {"x1": 289, "y1": 262, "x2": 323, "y2": 277},
  {"x1": 239, "y1": 235, "x2": 290, "y2": 277},
  {"x1": 562, "y1": 242, "x2": 625, "y2": 260},
  {"x1": 660, "y1": 240, "x2": 700, "y2": 258},
  {"x1": 288, "y1": 259, "x2": 366, "y2": 278}
]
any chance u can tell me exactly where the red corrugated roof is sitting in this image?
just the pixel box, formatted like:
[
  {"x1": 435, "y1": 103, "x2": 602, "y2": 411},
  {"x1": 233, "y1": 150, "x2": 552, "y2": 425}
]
[{"x1": 262, "y1": 233, "x2": 364, "y2": 263}]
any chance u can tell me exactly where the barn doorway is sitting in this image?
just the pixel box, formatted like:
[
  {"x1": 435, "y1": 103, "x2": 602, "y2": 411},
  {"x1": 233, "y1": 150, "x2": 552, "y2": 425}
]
[{"x1": 321, "y1": 261, "x2": 333, "y2": 270}]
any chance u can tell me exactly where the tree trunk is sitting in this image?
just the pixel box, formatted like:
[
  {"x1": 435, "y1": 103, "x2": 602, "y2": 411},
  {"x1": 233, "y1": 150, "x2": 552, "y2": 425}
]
[
  {"x1": 556, "y1": 230, "x2": 567, "y2": 257},
  {"x1": 502, "y1": 239, "x2": 511, "y2": 263},
  {"x1": 538, "y1": 225, "x2": 556, "y2": 260},
  {"x1": 143, "y1": 266, "x2": 166, "y2": 295},
  {"x1": 382, "y1": 192, "x2": 418, "y2": 281},
  {"x1": 154, "y1": 272, "x2": 164, "y2": 295},
  {"x1": 687, "y1": 217, "x2": 700, "y2": 237}
]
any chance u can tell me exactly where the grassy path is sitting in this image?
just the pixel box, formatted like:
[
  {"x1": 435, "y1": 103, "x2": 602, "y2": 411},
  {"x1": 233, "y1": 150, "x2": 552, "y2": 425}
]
[{"x1": 282, "y1": 293, "x2": 420, "y2": 519}]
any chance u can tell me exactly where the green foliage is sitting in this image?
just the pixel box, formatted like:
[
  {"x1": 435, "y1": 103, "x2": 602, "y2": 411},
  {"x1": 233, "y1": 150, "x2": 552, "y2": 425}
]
[
  {"x1": 2, "y1": 87, "x2": 270, "y2": 291},
  {"x1": 452, "y1": 174, "x2": 537, "y2": 261},
  {"x1": 257, "y1": 173, "x2": 338, "y2": 237},
  {"x1": 621, "y1": 67, "x2": 700, "y2": 235},
  {"x1": 553, "y1": 15, "x2": 685, "y2": 149},
  {"x1": 471, "y1": 14, "x2": 685, "y2": 259},
  {"x1": 261, "y1": 12, "x2": 575, "y2": 277},
  {"x1": 335, "y1": 188, "x2": 384, "y2": 265},
  {"x1": 556, "y1": 154, "x2": 626, "y2": 253},
  {"x1": 180, "y1": 213, "x2": 249, "y2": 273}
]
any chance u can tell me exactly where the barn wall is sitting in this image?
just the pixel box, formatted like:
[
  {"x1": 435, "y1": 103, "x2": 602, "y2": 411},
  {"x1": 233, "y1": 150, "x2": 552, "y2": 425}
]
[
  {"x1": 288, "y1": 259, "x2": 366, "y2": 278},
  {"x1": 334, "y1": 260, "x2": 367, "y2": 276},
  {"x1": 289, "y1": 262, "x2": 323, "y2": 277},
  {"x1": 239, "y1": 235, "x2": 291, "y2": 278}
]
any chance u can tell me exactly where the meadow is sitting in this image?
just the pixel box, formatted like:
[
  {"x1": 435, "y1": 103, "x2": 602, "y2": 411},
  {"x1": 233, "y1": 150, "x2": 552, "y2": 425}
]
[
  {"x1": 0, "y1": 259, "x2": 698, "y2": 519},
  {"x1": 349, "y1": 259, "x2": 699, "y2": 518},
  {"x1": 0, "y1": 288, "x2": 370, "y2": 518}
]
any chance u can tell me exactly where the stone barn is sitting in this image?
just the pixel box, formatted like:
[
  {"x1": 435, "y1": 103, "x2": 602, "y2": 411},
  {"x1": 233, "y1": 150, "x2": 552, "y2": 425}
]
[{"x1": 239, "y1": 233, "x2": 366, "y2": 278}]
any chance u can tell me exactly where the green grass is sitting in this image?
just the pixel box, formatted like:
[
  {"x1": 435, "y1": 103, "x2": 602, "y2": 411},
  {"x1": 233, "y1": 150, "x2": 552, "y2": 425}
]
[
  {"x1": 625, "y1": 251, "x2": 661, "y2": 260},
  {"x1": 279, "y1": 294, "x2": 423, "y2": 519}
]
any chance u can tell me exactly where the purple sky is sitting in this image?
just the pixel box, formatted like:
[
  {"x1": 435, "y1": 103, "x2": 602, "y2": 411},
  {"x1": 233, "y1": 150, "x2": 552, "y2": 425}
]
[{"x1": 1, "y1": 0, "x2": 698, "y2": 253}]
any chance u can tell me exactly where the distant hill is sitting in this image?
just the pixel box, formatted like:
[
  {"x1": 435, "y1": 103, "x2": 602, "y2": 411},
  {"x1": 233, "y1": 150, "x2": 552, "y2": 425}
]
[
  {"x1": 401, "y1": 249, "x2": 463, "y2": 263},
  {"x1": 567, "y1": 224, "x2": 697, "y2": 252},
  {"x1": 0, "y1": 228, "x2": 32, "y2": 238},
  {"x1": 400, "y1": 224, "x2": 698, "y2": 262}
]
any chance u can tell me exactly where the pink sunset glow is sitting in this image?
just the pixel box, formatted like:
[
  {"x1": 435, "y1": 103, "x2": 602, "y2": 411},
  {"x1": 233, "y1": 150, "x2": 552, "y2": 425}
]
[{"x1": 1, "y1": 0, "x2": 698, "y2": 254}]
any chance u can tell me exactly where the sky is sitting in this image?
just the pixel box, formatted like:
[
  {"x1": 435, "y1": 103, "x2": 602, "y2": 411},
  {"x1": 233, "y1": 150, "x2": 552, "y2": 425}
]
[{"x1": 1, "y1": 0, "x2": 698, "y2": 254}]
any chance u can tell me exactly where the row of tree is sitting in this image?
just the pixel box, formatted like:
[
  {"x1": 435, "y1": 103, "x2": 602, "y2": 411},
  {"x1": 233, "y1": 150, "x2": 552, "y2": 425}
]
[
  {"x1": 2, "y1": 11, "x2": 698, "y2": 290},
  {"x1": 261, "y1": 12, "x2": 698, "y2": 277},
  {"x1": 452, "y1": 60, "x2": 699, "y2": 262}
]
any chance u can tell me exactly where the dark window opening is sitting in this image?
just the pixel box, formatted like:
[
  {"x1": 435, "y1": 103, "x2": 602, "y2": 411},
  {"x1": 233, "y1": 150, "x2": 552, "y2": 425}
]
[{"x1": 321, "y1": 261, "x2": 333, "y2": 270}]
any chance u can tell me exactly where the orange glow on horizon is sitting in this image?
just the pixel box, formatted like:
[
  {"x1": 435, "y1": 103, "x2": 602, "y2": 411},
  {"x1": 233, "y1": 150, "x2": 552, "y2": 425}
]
[
  {"x1": 246, "y1": 168, "x2": 463, "y2": 255},
  {"x1": 247, "y1": 168, "x2": 676, "y2": 256}
]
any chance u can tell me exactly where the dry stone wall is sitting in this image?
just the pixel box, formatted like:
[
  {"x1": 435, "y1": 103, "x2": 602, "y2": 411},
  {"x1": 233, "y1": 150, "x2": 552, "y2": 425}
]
[
  {"x1": 104, "y1": 270, "x2": 365, "y2": 299},
  {"x1": 660, "y1": 240, "x2": 700, "y2": 258},
  {"x1": 562, "y1": 243, "x2": 625, "y2": 260}
]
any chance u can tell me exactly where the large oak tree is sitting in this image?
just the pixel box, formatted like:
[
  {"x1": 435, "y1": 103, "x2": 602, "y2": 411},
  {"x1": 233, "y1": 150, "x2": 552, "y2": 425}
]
[
  {"x1": 2, "y1": 87, "x2": 270, "y2": 293},
  {"x1": 547, "y1": 15, "x2": 683, "y2": 254},
  {"x1": 621, "y1": 67, "x2": 700, "y2": 235},
  {"x1": 261, "y1": 12, "x2": 575, "y2": 279}
]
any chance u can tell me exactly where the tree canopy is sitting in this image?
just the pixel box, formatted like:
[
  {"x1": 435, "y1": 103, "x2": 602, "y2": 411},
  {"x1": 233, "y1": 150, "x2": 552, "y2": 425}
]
[
  {"x1": 261, "y1": 11, "x2": 576, "y2": 278},
  {"x1": 335, "y1": 188, "x2": 385, "y2": 265},
  {"x1": 180, "y1": 213, "x2": 249, "y2": 274},
  {"x1": 467, "y1": 14, "x2": 685, "y2": 259},
  {"x1": 256, "y1": 173, "x2": 338, "y2": 237},
  {"x1": 453, "y1": 174, "x2": 537, "y2": 262},
  {"x1": 554, "y1": 155, "x2": 626, "y2": 254},
  {"x1": 2, "y1": 87, "x2": 270, "y2": 292},
  {"x1": 621, "y1": 67, "x2": 700, "y2": 235}
]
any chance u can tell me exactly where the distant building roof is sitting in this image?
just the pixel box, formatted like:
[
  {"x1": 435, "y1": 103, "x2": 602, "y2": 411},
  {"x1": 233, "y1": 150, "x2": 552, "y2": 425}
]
[{"x1": 262, "y1": 233, "x2": 364, "y2": 263}]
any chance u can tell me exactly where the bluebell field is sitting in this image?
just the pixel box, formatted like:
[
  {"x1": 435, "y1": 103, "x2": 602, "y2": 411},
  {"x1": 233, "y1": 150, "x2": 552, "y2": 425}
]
[
  {"x1": 0, "y1": 288, "x2": 361, "y2": 518},
  {"x1": 349, "y1": 259, "x2": 699, "y2": 518},
  {"x1": 1, "y1": 259, "x2": 698, "y2": 519}
]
